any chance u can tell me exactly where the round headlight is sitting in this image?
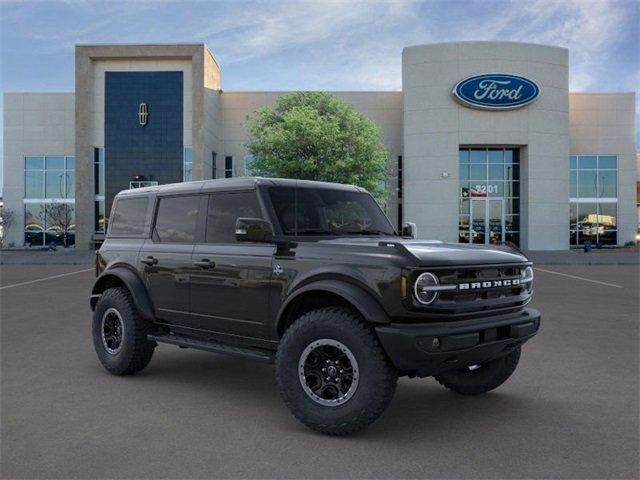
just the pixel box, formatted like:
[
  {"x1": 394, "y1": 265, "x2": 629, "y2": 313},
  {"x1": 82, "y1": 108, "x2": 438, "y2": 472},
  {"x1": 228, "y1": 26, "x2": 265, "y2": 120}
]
[
  {"x1": 521, "y1": 266, "x2": 534, "y2": 292},
  {"x1": 414, "y1": 272, "x2": 440, "y2": 305}
]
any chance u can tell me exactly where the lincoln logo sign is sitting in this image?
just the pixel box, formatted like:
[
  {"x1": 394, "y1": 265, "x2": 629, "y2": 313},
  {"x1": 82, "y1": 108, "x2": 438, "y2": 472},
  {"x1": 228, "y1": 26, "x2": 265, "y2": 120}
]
[
  {"x1": 453, "y1": 73, "x2": 540, "y2": 110},
  {"x1": 138, "y1": 102, "x2": 149, "y2": 126}
]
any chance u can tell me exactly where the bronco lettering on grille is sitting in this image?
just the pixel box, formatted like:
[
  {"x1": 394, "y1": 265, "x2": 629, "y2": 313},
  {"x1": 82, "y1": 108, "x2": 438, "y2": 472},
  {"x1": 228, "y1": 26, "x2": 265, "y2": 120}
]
[{"x1": 458, "y1": 278, "x2": 520, "y2": 290}]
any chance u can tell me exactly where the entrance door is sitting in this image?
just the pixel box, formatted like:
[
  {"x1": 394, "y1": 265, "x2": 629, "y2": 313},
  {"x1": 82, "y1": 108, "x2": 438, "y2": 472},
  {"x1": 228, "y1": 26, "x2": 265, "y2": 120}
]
[{"x1": 469, "y1": 198, "x2": 505, "y2": 245}]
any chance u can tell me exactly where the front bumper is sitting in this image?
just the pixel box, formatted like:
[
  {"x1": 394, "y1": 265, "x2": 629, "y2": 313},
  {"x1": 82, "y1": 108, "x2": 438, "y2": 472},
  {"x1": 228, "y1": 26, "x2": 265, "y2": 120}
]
[{"x1": 375, "y1": 308, "x2": 541, "y2": 377}]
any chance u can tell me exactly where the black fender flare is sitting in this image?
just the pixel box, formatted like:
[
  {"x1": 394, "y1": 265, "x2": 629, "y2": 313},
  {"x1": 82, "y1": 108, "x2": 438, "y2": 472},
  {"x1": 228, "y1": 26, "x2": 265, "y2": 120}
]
[
  {"x1": 90, "y1": 266, "x2": 155, "y2": 321},
  {"x1": 276, "y1": 279, "x2": 390, "y2": 336}
]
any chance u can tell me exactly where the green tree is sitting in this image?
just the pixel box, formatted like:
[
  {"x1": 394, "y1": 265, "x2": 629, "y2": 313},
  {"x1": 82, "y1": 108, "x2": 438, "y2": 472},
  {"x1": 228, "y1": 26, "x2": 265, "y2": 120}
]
[{"x1": 245, "y1": 92, "x2": 389, "y2": 201}]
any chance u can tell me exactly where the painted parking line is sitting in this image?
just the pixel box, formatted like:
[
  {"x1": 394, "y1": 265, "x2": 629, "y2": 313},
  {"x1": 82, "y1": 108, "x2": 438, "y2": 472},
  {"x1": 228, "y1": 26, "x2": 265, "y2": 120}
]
[
  {"x1": 533, "y1": 267, "x2": 623, "y2": 289},
  {"x1": 0, "y1": 268, "x2": 93, "y2": 291}
]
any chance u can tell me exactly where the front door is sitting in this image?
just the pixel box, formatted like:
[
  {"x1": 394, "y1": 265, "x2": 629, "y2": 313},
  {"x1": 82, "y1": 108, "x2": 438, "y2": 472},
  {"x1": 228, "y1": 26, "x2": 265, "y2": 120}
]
[
  {"x1": 468, "y1": 198, "x2": 505, "y2": 245},
  {"x1": 188, "y1": 191, "x2": 274, "y2": 340}
]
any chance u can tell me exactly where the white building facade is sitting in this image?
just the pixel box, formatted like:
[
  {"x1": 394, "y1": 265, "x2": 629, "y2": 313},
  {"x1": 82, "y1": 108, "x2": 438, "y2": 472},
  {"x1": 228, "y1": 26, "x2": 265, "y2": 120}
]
[{"x1": 3, "y1": 42, "x2": 638, "y2": 250}]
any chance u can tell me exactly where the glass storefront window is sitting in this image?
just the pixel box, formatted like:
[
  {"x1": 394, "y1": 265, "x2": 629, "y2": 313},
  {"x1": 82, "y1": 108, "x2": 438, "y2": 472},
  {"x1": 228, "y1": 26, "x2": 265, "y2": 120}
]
[
  {"x1": 570, "y1": 155, "x2": 618, "y2": 246},
  {"x1": 93, "y1": 147, "x2": 106, "y2": 233},
  {"x1": 183, "y1": 147, "x2": 193, "y2": 182},
  {"x1": 598, "y1": 156, "x2": 616, "y2": 169},
  {"x1": 45, "y1": 170, "x2": 65, "y2": 198},
  {"x1": 488, "y1": 163, "x2": 504, "y2": 180},
  {"x1": 25, "y1": 156, "x2": 44, "y2": 170},
  {"x1": 577, "y1": 171, "x2": 597, "y2": 197},
  {"x1": 45, "y1": 156, "x2": 65, "y2": 170},
  {"x1": 598, "y1": 171, "x2": 617, "y2": 198},
  {"x1": 469, "y1": 150, "x2": 486, "y2": 163},
  {"x1": 24, "y1": 155, "x2": 74, "y2": 199},
  {"x1": 94, "y1": 148, "x2": 105, "y2": 196},
  {"x1": 95, "y1": 201, "x2": 106, "y2": 233},
  {"x1": 23, "y1": 155, "x2": 75, "y2": 246},
  {"x1": 459, "y1": 148, "x2": 520, "y2": 246},
  {"x1": 579, "y1": 155, "x2": 597, "y2": 169},
  {"x1": 25, "y1": 171, "x2": 44, "y2": 198}
]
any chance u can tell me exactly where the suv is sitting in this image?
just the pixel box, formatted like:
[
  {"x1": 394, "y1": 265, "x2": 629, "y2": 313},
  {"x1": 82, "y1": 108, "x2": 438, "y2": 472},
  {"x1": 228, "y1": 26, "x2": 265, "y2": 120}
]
[{"x1": 91, "y1": 178, "x2": 540, "y2": 435}]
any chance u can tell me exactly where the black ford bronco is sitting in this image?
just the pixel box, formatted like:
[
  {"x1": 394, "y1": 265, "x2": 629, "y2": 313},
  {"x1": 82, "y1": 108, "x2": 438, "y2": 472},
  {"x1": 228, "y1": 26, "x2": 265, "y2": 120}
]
[{"x1": 91, "y1": 178, "x2": 540, "y2": 435}]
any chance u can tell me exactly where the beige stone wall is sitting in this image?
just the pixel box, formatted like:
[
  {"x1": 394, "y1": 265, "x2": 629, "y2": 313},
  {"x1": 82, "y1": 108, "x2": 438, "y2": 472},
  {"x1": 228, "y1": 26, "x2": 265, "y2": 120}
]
[
  {"x1": 2, "y1": 93, "x2": 75, "y2": 246},
  {"x1": 202, "y1": 48, "x2": 222, "y2": 180},
  {"x1": 569, "y1": 92, "x2": 637, "y2": 244},
  {"x1": 219, "y1": 91, "x2": 403, "y2": 224},
  {"x1": 402, "y1": 41, "x2": 570, "y2": 250}
]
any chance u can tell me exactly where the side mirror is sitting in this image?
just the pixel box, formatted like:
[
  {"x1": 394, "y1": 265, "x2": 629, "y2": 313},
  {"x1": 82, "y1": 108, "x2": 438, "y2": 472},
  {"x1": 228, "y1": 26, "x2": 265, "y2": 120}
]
[
  {"x1": 401, "y1": 222, "x2": 417, "y2": 239},
  {"x1": 235, "y1": 217, "x2": 274, "y2": 243}
]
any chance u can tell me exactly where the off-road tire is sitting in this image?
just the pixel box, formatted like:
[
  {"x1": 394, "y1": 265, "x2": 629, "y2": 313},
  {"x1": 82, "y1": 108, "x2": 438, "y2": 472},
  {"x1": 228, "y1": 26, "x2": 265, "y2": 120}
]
[
  {"x1": 92, "y1": 287, "x2": 156, "y2": 375},
  {"x1": 276, "y1": 307, "x2": 397, "y2": 436},
  {"x1": 435, "y1": 347, "x2": 521, "y2": 395}
]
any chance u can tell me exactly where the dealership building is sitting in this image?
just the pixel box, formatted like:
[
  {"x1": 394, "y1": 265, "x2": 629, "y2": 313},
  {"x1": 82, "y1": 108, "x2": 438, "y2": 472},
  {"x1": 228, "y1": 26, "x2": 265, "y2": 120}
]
[{"x1": 2, "y1": 41, "x2": 638, "y2": 250}]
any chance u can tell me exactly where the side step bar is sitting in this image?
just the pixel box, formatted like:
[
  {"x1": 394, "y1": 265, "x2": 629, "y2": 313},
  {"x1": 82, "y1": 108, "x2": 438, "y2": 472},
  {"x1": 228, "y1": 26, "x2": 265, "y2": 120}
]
[{"x1": 147, "y1": 334, "x2": 275, "y2": 363}]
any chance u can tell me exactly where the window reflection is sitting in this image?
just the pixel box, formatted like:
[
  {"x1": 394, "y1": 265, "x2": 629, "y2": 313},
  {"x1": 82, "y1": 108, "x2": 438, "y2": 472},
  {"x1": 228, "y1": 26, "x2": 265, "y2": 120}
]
[
  {"x1": 578, "y1": 171, "x2": 597, "y2": 197},
  {"x1": 569, "y1": 155, "x2": 618, "y2": 246},
  {"x1": 598, "y1": 171, "x2": 616, "y2": 198},
  {"x1": 459, "y1": 148, "x2": 519, "y2": 246},
  {"x1": 23, "y1": 155, "x2": 75, "y2": 246}
]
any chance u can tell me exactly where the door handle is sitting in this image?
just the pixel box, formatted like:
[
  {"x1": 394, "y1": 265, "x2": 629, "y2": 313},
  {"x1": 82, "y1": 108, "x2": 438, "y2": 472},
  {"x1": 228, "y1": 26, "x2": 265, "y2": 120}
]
[
  {"x1": 193, "y1": 259, "x2": 216, "y2": 269},
  {"x1": 141, "y1": 256, "x2": 158, "y2": 266}
]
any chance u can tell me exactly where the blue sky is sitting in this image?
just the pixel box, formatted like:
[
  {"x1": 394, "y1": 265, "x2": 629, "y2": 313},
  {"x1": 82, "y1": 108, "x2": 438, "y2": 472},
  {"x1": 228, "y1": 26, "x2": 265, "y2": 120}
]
[{"x1": 1, "y1": 0, "x2": 638, "y2": 191}]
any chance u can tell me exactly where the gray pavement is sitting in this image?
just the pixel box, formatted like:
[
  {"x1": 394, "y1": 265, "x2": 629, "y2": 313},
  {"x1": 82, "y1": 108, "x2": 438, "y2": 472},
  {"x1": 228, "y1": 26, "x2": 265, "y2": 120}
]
[{"x1": 1, "y1": 264, "x2": 638, "y2": 479}]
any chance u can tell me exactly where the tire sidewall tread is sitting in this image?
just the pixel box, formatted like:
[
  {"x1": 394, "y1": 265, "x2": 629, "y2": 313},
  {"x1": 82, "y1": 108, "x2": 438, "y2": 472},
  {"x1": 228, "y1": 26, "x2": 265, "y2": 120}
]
[
  {"x1": 92, "y1": 287, "x2": 155, "y2": 376},
  {"x1": 275, "y1": 306, "x2": 397, "y2": 436}
]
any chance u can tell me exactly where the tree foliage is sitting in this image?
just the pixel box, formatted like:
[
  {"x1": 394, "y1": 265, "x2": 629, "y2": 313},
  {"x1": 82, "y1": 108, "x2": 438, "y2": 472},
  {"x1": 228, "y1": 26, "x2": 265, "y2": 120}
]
[{"x1": 245, "y1": 92, "x2": 389, "y2": 201}]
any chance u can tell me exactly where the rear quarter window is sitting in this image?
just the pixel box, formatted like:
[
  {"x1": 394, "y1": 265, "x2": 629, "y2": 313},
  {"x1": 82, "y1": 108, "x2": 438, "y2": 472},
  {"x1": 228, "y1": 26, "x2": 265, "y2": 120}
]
[{"x1": 109, "y1": 197, "x2": 149, "y2": 237}]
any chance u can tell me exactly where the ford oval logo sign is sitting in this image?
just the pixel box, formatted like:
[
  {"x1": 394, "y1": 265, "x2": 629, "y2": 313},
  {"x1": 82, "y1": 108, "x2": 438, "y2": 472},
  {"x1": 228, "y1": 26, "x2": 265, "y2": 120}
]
[{"x1": 453, "y1": 73, "x2": 540, "y2": 110}]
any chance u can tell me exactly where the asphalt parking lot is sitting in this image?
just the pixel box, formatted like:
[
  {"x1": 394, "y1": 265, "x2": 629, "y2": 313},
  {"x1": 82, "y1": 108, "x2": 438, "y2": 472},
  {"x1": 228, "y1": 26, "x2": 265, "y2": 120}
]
[{"x1": 1, "y1": 264, "x2": 638, "y2": 479}]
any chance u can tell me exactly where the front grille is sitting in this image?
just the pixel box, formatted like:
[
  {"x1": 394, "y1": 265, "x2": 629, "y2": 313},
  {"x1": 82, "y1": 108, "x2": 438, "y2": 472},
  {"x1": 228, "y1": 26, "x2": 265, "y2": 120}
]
[{"x1": 428, "y1": 264, "x2": 531, "y2": 317}]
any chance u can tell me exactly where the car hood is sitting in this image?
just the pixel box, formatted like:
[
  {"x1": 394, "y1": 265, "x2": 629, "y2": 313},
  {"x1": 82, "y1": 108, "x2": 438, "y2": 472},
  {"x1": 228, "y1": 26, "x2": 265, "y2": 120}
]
[{"x1": 316, "y1": 236, "x2": 529, "y2": 266}]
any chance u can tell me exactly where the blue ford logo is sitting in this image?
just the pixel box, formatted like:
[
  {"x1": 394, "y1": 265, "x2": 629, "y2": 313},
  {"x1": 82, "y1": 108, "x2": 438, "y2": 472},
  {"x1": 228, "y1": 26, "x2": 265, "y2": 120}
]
[{"x1": 453, "y1": 73, "x2": 540, "y2": 110}]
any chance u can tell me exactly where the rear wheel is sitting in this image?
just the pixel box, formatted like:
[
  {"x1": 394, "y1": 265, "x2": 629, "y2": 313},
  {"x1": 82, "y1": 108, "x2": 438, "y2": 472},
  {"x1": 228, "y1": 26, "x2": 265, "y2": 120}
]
[
  {"x1": 276, "y1": 307, "x2": 397, "y2": 435},
  {"x1": 92, "y1": 287, "x2": 156, "y2": 375},
  {"x1": 435, "y1": 347, "x2": 521, "y2": 395}
]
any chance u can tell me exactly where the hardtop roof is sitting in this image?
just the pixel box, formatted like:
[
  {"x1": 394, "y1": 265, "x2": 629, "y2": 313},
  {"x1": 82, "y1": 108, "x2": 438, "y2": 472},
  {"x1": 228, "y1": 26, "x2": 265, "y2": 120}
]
[{"x1": 115, "y1": 177, "x2": 365, "y2": 198}]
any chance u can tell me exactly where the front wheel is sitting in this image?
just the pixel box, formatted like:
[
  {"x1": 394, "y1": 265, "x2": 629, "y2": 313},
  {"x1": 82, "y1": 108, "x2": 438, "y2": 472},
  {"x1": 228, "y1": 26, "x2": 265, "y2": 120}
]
[
  {"x1": 275, "y1": 307, "x2": 397, "y2": 436},
  {"x1": 434, "y1": 347, "x2": 521, "y2": 395}
]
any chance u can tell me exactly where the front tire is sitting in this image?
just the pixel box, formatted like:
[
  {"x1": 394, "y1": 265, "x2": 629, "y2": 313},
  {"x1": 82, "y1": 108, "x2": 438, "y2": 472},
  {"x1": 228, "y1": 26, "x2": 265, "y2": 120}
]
[
  {"x1": 276, "y1": 307, "x2": 397, "y2": 436},
  {"x1": 92, "y1": 287, "x2": 156, "y2": 375},
  {"x1": 435, "y1": 347, "x2": 521, "y2": 395}
]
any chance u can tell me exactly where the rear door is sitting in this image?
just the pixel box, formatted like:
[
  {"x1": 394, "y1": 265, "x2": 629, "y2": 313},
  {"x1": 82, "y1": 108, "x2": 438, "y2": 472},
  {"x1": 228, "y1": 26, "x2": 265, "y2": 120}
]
[
  {"x1": 189, "y1": 191, "x2": 275, "y2": 339},
  {"x1": 139, "y1": 194, "x2": 203, "y2": 326}
]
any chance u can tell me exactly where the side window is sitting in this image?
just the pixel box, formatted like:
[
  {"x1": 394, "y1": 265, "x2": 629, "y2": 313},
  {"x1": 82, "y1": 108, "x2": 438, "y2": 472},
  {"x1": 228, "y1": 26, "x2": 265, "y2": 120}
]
[
  {"x1": 154, "y1": 195, "x2": 200, "y2": 243},
  {"x1": 109, "y1": 197, "x2": 149, "y2": 237},
  {"x1": 205, "y1": 192, "x2": 262, "y2": 243}
]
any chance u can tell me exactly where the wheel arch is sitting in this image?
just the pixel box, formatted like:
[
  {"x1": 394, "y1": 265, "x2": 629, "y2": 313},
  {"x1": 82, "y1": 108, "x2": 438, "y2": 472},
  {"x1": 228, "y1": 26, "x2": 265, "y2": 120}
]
[
  {"x1": 275, "y1": 280, "x2": 389, "y2": 338},
  {"x1": 90, "y1": 265, "x2": 155, "y2": 321}
]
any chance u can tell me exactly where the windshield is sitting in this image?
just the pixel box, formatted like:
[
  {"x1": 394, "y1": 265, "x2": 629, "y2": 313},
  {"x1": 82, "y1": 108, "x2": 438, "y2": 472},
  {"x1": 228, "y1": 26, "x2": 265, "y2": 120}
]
[{"x1": 268, "y1": 186, "x2": 396, "y2": 236}]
